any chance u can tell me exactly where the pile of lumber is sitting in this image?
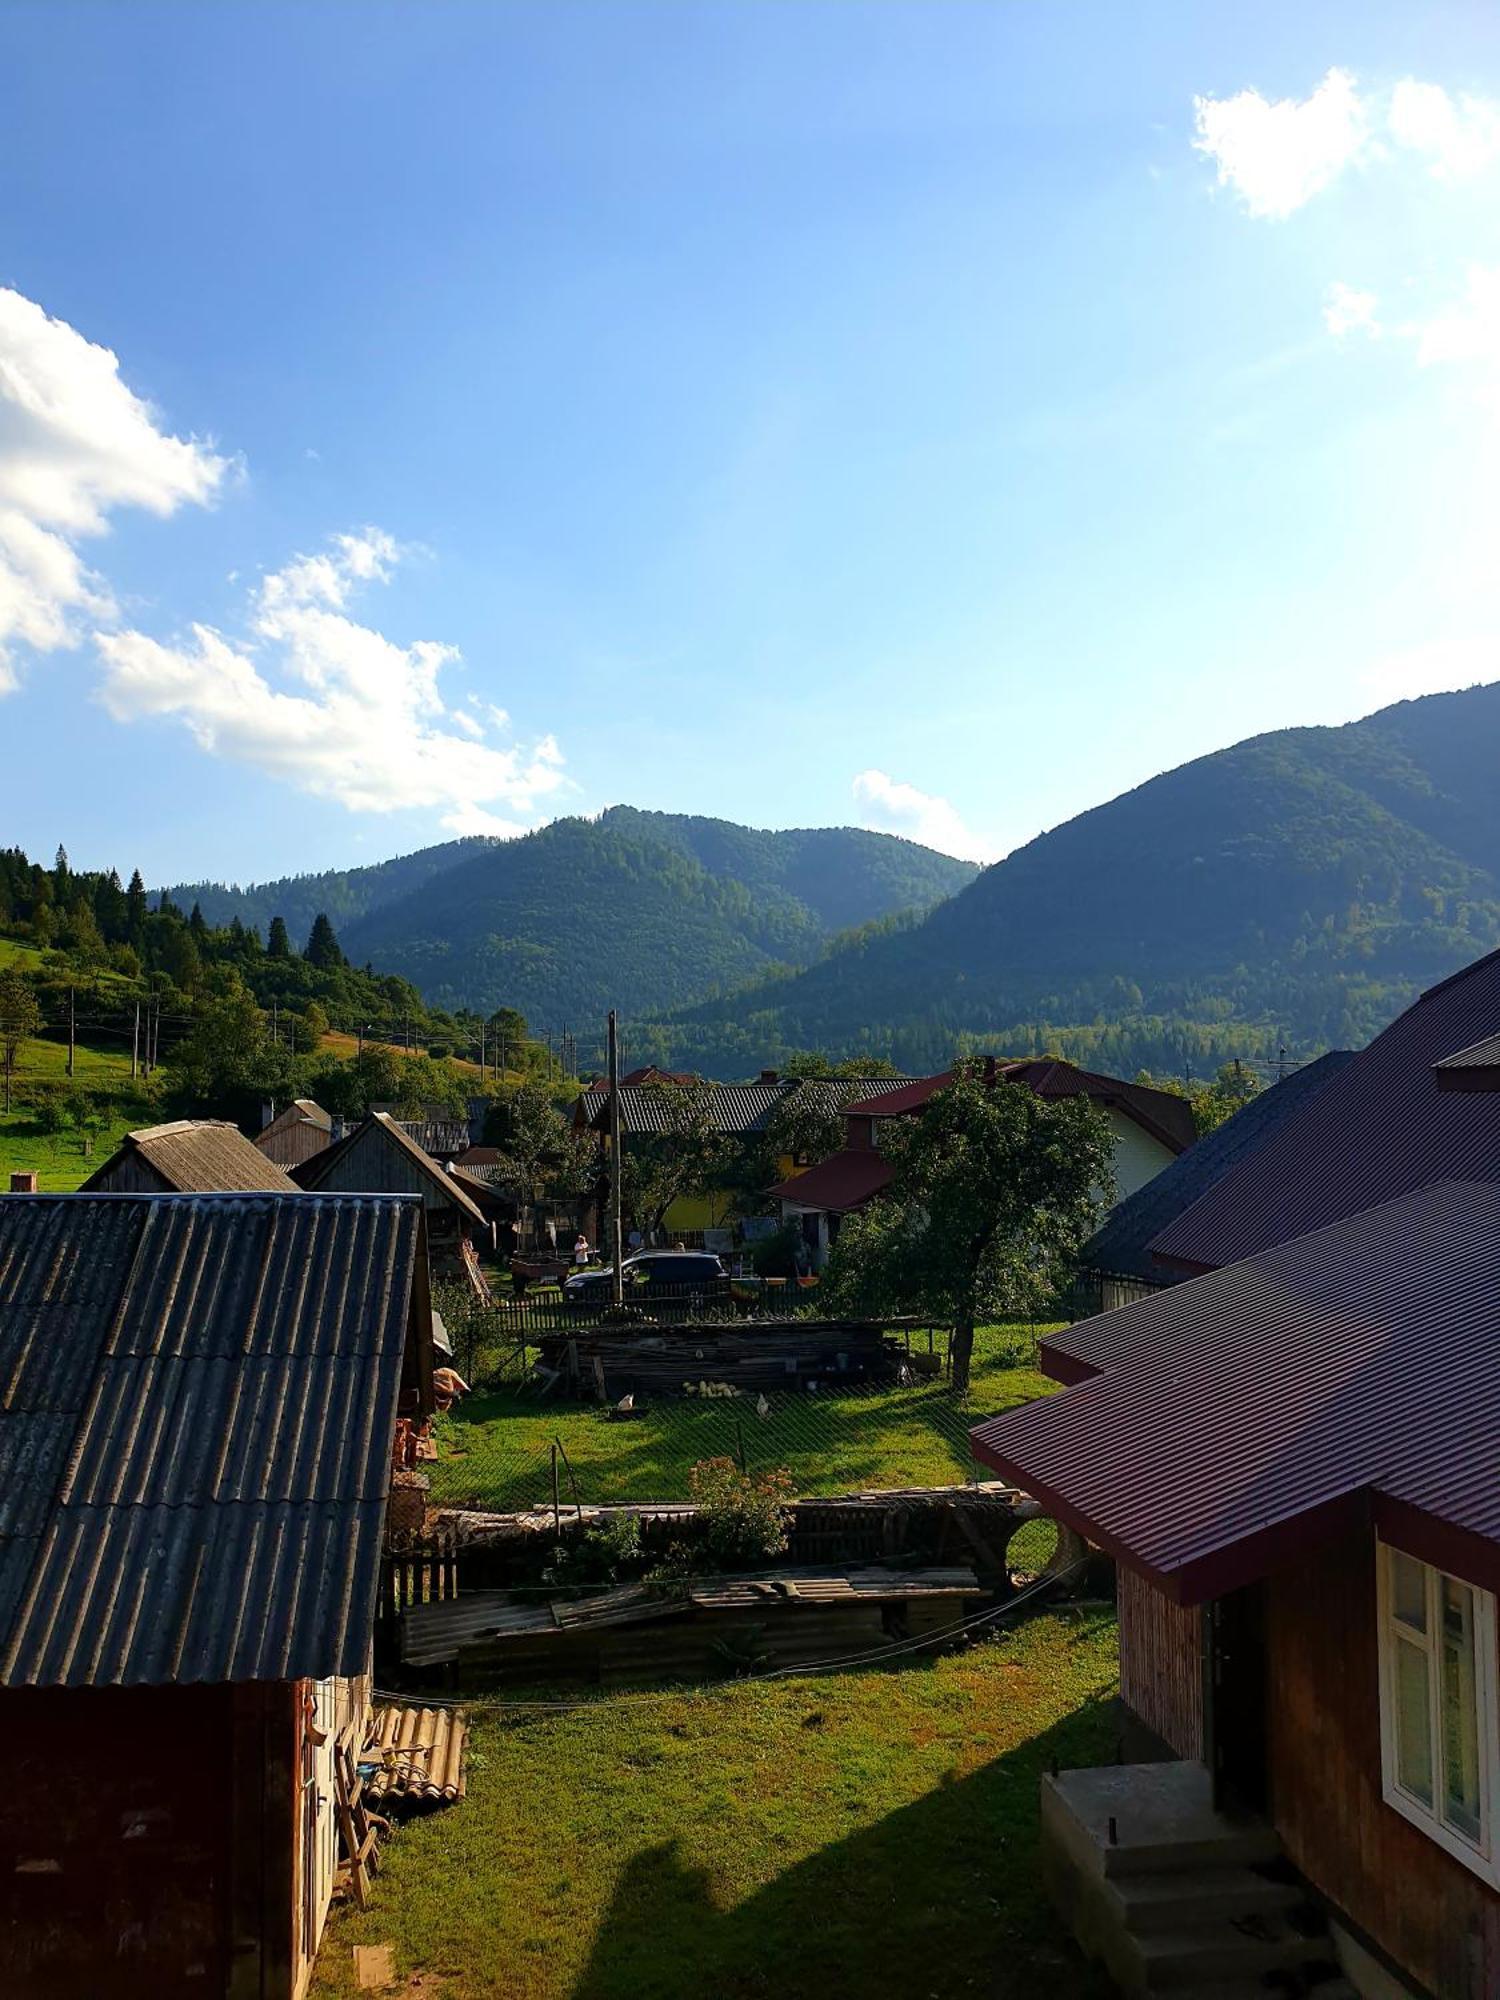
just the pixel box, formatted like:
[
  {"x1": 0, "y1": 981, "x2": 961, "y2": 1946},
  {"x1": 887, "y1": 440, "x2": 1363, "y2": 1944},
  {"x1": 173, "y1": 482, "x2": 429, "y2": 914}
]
[
  {"x1": 400, "y1": 1564, "x2": 983, "y2": 1687},
  {"x1": 536, "y1": 1320, "x2": 909, "y2": 1397}
]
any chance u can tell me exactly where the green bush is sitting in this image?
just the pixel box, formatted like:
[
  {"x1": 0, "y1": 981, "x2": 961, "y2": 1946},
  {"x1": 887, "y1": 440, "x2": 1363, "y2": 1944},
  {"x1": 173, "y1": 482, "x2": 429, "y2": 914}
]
[{"x1": 689, "y1": 1456, "x2": 793, "y2": 1569}]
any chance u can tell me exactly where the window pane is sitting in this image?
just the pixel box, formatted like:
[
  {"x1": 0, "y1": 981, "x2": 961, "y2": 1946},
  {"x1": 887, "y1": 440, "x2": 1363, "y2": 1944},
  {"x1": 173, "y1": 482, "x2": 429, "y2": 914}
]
[
  {"x1": 1392, "y1": 1551, "x2": 1428, "y2": 1633},
  {"x1": 1395, "y1": 1635, "x2": 1435, "y2": 1807},
  {"x1": 1442, "y1": 1579, "x2": 1484, "y2": 1844}
]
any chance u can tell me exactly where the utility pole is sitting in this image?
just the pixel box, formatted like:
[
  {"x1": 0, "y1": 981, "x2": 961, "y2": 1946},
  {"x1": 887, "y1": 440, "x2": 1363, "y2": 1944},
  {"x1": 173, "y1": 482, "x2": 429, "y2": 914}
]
[
  {"x1": 607, "y1": 1009, "x2": 624, "y2": 1310},
  {"x1": 131, "y1": 1000, "x2": 139, "y2": 1081},
  {"x1": 357, "y1": 1021, "x2": 365, "y2": 1058},
  {"x1": 67, "y1": 988, "x2": 75, "y2": 1078}
]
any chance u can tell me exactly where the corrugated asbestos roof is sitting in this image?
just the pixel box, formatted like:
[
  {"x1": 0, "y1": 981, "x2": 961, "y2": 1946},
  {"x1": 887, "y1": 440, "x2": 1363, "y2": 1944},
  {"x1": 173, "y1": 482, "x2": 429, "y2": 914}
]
[
  {"x1": 576, "y1": 1077, "x2": 911, "y2": 1137},
  {"x1": 972, "y1": 1180, "x2": 1500, "y2": 1604},
  {"x1": 1080, "y1": 1053, "x2": 1355, "y2": 1282},
  {"x1": 397, "y1": 1119, "x2": 471, "y2": 1158},
  {"x1": 0, "y1": 1192, "x2": 421, "y2": 1687},
  {"x1": 84, "y1": 1121, "x2": 299, "y2": 1194},
  {"x1": 1150, "y1": 947, "x2": 1500, "y2": 1272}
]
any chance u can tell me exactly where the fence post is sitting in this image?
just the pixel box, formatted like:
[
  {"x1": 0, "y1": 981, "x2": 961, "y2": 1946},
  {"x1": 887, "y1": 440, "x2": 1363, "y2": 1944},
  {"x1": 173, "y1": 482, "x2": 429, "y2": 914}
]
[{"x1": 550, "y1": 1442, "x2": 561, "y2": 1536}]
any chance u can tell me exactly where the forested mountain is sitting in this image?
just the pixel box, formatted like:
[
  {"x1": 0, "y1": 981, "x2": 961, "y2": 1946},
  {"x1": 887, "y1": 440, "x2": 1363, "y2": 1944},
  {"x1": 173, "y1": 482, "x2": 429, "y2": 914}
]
[
  {"x1": 667, "y1": 684, "x2": 1500, "y2": 1076},
  {"x1": 170, "y1": 809, "x2": 977, "y2": 1027}
]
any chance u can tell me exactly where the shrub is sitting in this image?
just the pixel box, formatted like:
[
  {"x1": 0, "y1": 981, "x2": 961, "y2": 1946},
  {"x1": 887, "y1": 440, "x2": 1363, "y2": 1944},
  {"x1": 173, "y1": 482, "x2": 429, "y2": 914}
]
[
  {"x1": 749, "y1": 1222, "x2": 802, "y2": 1279},
  {"x1": 543, "y1": 1513, "x2": 644, "y2": 1592},
  {"x1": 689, "y1": 1456, "x2": 793, "y2": 1569}
]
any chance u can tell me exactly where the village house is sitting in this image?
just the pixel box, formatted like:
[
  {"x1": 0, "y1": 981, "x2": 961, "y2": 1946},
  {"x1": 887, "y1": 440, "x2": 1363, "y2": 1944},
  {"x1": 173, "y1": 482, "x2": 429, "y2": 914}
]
[
  {"x1": 82, "y1": 1118, "x2": 300, "y2": 1194},
  {"x1": 1073, "y1": 1047, "x2": 1354, "y2": 1313},
  {"x1": 573, "y1": 1071, "x2": 911, "y2": 1243},
  {"x1": 291, "y1": 1110, "x2": 492, "y2": 1298},
  {"x1": 769, "y1": 1058, "x2": 1196, "y2": 1269},
  {"x1": 970, "y1": 947, "x2": 1500, "y2": 1999},
  {"x1": 254, "y1": 1098, "x2": 335, "y2": 1171},
  {"x1": 0, "y1": 1189, "x2": 435, "y2": 2000}
]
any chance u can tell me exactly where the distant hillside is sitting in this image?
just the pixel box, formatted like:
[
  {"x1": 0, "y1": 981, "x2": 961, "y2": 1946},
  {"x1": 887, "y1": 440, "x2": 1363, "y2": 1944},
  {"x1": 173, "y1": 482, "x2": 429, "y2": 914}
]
[
  {"x1": 169, "y1": 809, "x2": 976, "y2": 1027},
  {"x1": 669, "y1": 684, "x2": 1500, "y2": 1076}
]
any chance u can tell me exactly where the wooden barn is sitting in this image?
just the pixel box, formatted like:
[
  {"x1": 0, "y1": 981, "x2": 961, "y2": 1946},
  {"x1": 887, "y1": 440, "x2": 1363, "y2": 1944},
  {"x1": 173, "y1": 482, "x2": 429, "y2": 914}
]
[
  {"x1": 82, "y1": 1119, "x2": 300, "y2": 1194},
  {"x1": 292, "y1": 1110, "x2": 492, "y2": 1298},
  {"x1": 974, "y1": 1179, "x2": 1500, "y2": 1999},
  {"x1": 0, "y1": 1189, "x2": 434, "y2": 2000},
  {"x1": 254, "y1": 1098, "x2": 335, "y2": 1171}
]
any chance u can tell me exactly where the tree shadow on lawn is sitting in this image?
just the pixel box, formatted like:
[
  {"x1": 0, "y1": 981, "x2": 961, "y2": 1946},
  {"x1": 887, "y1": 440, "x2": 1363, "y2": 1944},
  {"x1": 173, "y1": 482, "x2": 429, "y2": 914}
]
[
  {"x1": 569, "y1": 1702, "x2": 1118, "y2": 2000},
  {"x1": 432, "y1": 1373, "x2": 1045, "y2": 1512}
]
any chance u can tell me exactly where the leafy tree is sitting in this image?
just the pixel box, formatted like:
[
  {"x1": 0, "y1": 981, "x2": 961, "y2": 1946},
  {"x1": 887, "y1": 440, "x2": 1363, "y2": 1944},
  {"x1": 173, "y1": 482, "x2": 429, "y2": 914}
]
[
  {"x1": 820, "y1": 1059, "x2": 1113, "y2": 1390},
  {"x1": 294, "y1": 1000, "x2": 329, "y2": 1055},
  {"x1": 304, "y1": 912, "x2": 345, "y2": 970},
  {"x1": 162, "y1": 979, "x2": 271, "y2": 1116},
  {"x1": 1133, "y1": 1060, "x2": 1261, "y2": 1137},
  {"x1": 267, "y1": 915, "x2": 292, "y2": 960},
  {"x1": 0, "y1": 971, "x2": 42, "y2": 1113},
  {"x1": 488, "y1": 1082, "x2": 595, "y2": 1214},
  {"x1": 64, "y1": 1090, "x2": 107, "y2": 1159}
]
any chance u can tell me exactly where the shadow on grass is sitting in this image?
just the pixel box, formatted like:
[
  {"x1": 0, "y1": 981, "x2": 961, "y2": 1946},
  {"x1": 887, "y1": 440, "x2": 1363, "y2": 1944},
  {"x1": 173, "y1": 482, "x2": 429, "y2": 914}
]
[{"x1": 568, "y1": 1702, "x2": 1118, "y2": 2000}]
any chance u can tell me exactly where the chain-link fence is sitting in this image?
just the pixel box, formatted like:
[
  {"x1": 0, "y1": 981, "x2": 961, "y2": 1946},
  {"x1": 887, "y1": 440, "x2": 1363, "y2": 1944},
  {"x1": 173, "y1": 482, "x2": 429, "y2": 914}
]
[{"x1": 428, "y1": 1291, "x2": 1047, "y2": 1516}]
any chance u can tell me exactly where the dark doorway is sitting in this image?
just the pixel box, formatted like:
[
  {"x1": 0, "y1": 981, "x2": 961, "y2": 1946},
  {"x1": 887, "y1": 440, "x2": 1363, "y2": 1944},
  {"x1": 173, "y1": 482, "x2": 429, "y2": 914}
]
[{"x1": 1205, "y1": 1582, "x2": 1270, "y2": 1815}]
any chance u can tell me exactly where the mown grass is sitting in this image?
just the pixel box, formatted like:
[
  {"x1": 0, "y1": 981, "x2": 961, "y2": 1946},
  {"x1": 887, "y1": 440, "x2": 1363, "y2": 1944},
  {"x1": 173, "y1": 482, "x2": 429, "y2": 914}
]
[
  {"x1": 311, "y1": 1604, "x2": 1119, "y2": 2000},
  {"x1": 430, "y1": 1323, "x2": 1058, "y2": 1514}
]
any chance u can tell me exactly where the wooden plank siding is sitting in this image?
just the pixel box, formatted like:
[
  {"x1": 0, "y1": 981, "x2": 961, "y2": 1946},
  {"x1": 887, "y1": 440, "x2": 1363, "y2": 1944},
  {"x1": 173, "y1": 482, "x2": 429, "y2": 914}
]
[
  {"x1": 1267, "y1": 1528, "x2": 1500, "y2": 2000},
  {"x1": 1117, "y1": 1563, "x2": 1203, "y2": 1759}
]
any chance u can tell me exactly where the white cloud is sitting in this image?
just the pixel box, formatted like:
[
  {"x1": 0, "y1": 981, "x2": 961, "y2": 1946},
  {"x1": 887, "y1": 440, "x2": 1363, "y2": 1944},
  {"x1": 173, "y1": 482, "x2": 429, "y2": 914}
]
[
  {"x1": 0, "y1": 288, "x2": 228, "y2": 692},
  {"x1": 95, "y1": 530, "x2": 568, "y2": 832},
  {"x1": 1192, "y1": 68, "x2": 1368, "y2": 219},
  {"x1": 851, "y1": 770, "x2": 996, "y2": 864},
  {"x1": 1389, "y1": 79, "x2": 1500, "y2": 180},
  {"x1": 1324, "y1": 281, "x2": 1380, "y2": 339}
]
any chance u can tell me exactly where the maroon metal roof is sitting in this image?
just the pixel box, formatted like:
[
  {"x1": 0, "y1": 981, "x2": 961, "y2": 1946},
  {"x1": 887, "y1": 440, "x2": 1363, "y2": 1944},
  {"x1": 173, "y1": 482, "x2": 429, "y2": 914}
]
[
  {"x1": 841, "y1": 1060, "x2": 1195, "y2": 1153},
  {"x1": 972, "y1": 1179, "x2": 1500, "y2": 1604},
  {"x1": 1150, "y1": 946, "x2": 1500, "y2": 1272},
  {"x1": 1435, "y1": 1030, "x2": 1500, "y2": 1092},
  {"x1": 769, "y1": 1149, "x2": 893, "y2": 1213}
]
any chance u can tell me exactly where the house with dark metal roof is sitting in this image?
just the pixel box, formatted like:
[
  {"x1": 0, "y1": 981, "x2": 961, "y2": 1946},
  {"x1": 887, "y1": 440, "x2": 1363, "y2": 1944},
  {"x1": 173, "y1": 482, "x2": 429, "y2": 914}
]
[
  {"x1": 0, "y1": 1190, "x2": 433, "y2": 2000},
  {"x1": 292, "y1": 1110, "x2": 492, "y2": 1298},
  {"x1": 1074, "y1": 1049, "x2": 1355, "y2": 1311},
  {"x1": 1147, "y1": 945, "x2": 1500, "y2": 1276},
  {"x1": 770, "y1": 1059, "x2": 1194, "y2": 1270},
  {"x1": 255, "y1": 1097, "x2": 335, "y2": 1170},
  {"x1": 82, "y1": 1118, "x2": 300, "y2": 1194},
  {"x1": 969, "y1": 955, "x2": 1500, "y2": 2000}
]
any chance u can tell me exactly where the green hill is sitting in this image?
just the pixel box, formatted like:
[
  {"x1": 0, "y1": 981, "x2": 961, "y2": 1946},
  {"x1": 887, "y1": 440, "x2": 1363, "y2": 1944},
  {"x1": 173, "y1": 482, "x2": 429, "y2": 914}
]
[
  {"x1": 170, "y1": 810, "x2": 977, "y2": 1027},
  {"x1": 668, "y1": 683, "x2": 1500, "y2": 1075}
]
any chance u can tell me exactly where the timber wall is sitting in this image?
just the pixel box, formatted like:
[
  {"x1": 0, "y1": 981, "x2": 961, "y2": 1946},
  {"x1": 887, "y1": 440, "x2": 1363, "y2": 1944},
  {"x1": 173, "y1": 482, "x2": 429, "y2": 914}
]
[
  {"x1": 1117, "y1": 1564, "x2": 1203, "y2": 1759},
  {"x1": 1268, "y1": 1529, "x2": 1500, "y2": 2000}
]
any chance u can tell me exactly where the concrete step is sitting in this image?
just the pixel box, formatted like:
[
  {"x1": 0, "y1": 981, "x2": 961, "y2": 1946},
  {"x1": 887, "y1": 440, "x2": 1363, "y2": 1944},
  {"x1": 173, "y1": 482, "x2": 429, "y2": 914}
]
[
  {"x1": 1108, "y1": 1865, "x2": 1305, "y2": 1934},
  {"x1": 1127, "y1": 1913, "x2": 1334, "y2": 1991},
  {"x1": 1043, "y1": 1764, "x2": 1282, "y2": 1881}
]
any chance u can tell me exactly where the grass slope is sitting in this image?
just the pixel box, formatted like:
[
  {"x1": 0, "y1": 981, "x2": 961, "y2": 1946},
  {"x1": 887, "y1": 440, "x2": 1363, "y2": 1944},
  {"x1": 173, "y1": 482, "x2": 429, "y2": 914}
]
[
  {"x1": 311, "y1": 1606, "x2": 1119, "y2": 2000},
  {"x1": 431, "y1": 1327, "x2": 1055, "y2": 1513}
]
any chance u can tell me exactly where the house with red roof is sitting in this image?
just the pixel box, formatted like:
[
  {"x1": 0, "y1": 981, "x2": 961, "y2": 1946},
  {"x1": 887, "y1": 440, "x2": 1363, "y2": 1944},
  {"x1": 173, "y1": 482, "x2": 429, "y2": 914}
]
[
  {"x1": 970, "y1": 947, "x2": 1500, "y2": 1999},
  {"x1": 768, "y1": 1058, "x2": 1194, "y2": 1269}
]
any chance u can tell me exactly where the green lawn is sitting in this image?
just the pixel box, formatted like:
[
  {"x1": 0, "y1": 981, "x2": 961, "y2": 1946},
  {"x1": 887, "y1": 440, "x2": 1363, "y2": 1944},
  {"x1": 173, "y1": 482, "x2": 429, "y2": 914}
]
[
  {"x1": 0, "y1": 1026, "x2": 155, "y2": 1191},
  {"x1": 430, "y1": 1324, "x2": 1058, "y2": 1512},
  {"x1": 311, "y1": 1605, "x2": 1119, "y2": 2000}
]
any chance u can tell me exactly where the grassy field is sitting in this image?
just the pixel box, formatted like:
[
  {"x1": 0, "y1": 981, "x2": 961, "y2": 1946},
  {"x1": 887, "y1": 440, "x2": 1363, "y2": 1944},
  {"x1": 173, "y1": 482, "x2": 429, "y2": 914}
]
[
  {"x1": 429, "y1": 1325, "x2": 1059, "y2": 1513},
  {"x1": 0, "y1": 1029, "x2": 154, "y2": 1191},
  {"x1": 311, "y1": 1605, "x2": 1119, "y2": 2000}
]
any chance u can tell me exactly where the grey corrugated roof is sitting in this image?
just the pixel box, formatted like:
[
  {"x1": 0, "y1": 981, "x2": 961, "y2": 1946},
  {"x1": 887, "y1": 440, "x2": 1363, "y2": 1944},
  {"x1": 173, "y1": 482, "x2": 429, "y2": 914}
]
[
  {"x1": 1150, "y1": 947, "x2": 1500, "y2": 1272},
  {"x1": 973, "y1": 1179, "x2": 1500, "y2": 1604},
  {"x1": 1080, "y1": 1052, "x2": 1355, "y2": 1282},
  {"x1": 577, "y1": 1076, "x2": 911, "y2": 1137},
  {"x1": 83, "y1": 1120, "x2": 299, "y2": 1194},
  {"x1": 0, "y1": 1192, "x2": 422, "y2": 1688},
  {"x1": 397, "y1": 1119, "x2": 471, "y2": 1158}
]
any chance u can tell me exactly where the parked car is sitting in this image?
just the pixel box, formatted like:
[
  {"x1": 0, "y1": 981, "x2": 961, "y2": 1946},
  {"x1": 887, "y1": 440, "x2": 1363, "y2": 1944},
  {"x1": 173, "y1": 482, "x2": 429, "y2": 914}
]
[{"x1": 562, "y1": 1248, "x2": 730, "y2": 1308}]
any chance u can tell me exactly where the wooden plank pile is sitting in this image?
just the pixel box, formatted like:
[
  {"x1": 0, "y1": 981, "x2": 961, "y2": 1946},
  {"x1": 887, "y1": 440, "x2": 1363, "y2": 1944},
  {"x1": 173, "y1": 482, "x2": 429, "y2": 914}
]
[
  {"x1": 400, "y1": 1564, "x2": 983, "y2": 1687},
  {"x1": 535, "y1": 1320, "x2": 913, "y2": 1397}
]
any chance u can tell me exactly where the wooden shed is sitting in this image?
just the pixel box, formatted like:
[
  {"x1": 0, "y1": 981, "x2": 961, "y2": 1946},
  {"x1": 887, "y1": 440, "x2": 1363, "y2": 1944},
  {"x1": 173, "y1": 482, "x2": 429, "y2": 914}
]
[
  {"x1": 0, "y1": 1190, "x2": 431, "y2": 2000},
  {"x1": 254, "y1": 1099, "x2": 335, "y2": 1171},
  {"x1": 292, "y1": 1111, "x2": 492, "y2": 1298},
  {"x1": 82, "y1": 1119, "x2": 300, "y2": 1194}
]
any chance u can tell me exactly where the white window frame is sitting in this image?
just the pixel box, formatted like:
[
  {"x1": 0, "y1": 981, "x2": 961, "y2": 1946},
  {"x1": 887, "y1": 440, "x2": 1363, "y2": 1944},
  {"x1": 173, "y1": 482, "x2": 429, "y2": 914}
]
[{"x1": 1376, "y1": 1538, "x2": 1500, "y2": 1886}]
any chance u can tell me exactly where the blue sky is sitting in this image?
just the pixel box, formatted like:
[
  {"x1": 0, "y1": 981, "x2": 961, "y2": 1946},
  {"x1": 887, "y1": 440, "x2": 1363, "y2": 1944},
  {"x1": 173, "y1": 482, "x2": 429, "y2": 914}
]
[{"x1": 4, "y1": 2, "x2": 1500, "y2": 886}]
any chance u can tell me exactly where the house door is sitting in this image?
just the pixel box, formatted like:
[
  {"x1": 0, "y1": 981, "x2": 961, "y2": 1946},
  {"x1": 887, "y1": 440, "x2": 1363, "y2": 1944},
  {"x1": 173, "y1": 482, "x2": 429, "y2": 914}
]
[{"x1": 1205, "y1": 1583, "x2": 1270, "y2": 1815}]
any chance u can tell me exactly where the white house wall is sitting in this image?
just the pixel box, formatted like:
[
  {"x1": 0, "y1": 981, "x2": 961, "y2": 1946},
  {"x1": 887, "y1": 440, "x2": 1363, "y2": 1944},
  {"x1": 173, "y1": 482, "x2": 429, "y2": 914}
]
[{"x1": 1107, "y1": 1108, "x2": 1178, "y2": 1201}]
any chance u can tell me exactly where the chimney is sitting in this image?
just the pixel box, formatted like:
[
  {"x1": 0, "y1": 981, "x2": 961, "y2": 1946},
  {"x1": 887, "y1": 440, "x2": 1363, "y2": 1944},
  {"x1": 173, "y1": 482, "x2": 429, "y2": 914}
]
[
  {"x1": 760, "y1": 1070, "x2": 780, "y2": 1085},
  {"x1": 9, "y1": 1171, "x2": 39, "y2": 1194},
  {"x1": 984, "y1": 1055, "x2": 998, "y2": 1087}
]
